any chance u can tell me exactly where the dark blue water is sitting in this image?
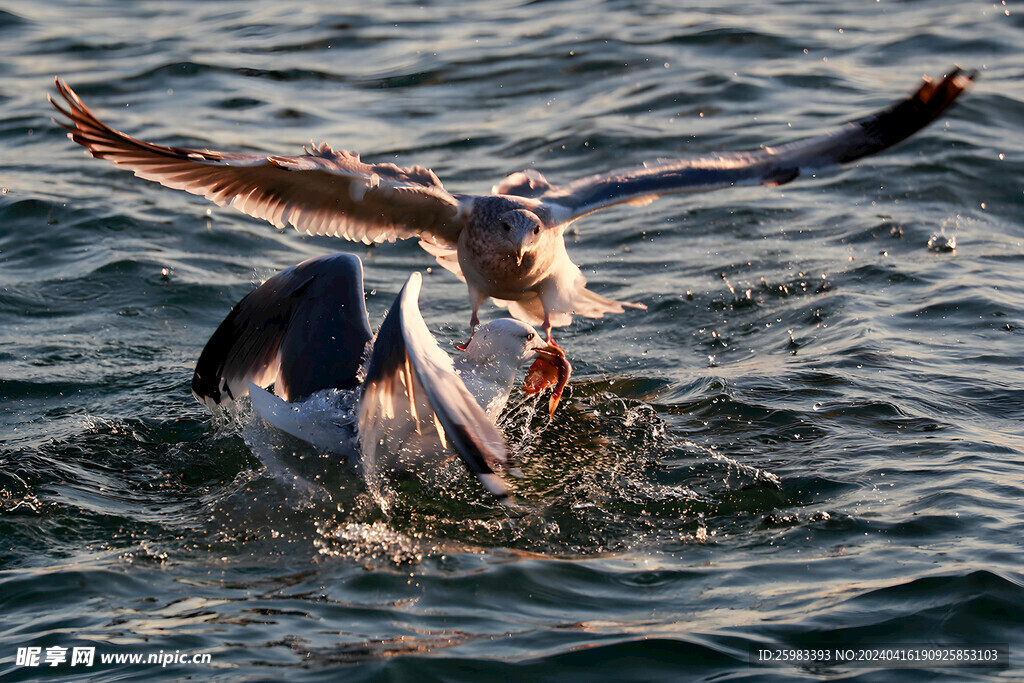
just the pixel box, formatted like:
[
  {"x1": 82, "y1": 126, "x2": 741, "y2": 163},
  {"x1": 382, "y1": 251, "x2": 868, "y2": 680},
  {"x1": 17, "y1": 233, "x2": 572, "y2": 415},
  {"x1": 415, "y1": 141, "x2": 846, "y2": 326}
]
[{"x1": 2, "y1": 0, "x2": 1023, "y2": 680}]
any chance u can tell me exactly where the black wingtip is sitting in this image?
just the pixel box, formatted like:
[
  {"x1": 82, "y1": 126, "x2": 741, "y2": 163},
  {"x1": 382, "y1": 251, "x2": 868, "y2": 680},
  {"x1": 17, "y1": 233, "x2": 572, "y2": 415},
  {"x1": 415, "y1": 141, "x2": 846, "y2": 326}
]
[
  {"x1": 844, "y1": 65, "x2": 975, "y2": 163},
  {"x1": 915, "y1": 66, "x2": 976, "y2": 113}
]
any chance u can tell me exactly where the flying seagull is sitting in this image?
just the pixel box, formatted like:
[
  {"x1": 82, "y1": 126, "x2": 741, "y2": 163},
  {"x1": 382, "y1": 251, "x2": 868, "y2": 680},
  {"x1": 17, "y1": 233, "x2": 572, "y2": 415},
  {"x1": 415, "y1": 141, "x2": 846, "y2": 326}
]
[
  {"x1": 191, "y1": 252, "x2": 570, "y2": 500},
  {"x1": 51, "y1": 68, "x2": 974, "y2": 340}
]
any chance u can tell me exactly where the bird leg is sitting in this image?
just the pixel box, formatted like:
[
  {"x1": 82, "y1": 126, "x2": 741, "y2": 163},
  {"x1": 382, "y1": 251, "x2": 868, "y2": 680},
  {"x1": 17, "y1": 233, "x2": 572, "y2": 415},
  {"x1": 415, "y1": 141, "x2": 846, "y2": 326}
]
[
  {"x1": 458, "y1": 288, "x2": 486, "y2": 351},
  {"x1": 455, "y1": 311, "x2": 480, "y2": 351},
  {"x1": 468, "y1": 287, "x2": 487, "y2": 329},
  {"x1": 455, "y1": 314, "x2": 476, "y2": 351},
  {"x1": 456, "y1": 317, "x2": 478, "y2": 351},
  {"x1": 542, "y1": 313, "x2": 554, "y2": 344}
]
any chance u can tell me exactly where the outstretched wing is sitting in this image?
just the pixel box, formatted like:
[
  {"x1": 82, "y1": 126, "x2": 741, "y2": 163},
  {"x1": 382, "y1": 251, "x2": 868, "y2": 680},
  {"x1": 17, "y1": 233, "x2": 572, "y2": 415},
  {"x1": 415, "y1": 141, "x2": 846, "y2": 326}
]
[
  {"x1": 51, "y1": 79, "x2": 469, "y2": 247},
  {"x1": 359, "y1": 273, "x2": 512, "y2": 499},
  {"x1": 494, "y1": 67, "x2": 975, "y2": 223},
  {"x1": 192, "y1": 253, "x2": 373, "y2": 407}
]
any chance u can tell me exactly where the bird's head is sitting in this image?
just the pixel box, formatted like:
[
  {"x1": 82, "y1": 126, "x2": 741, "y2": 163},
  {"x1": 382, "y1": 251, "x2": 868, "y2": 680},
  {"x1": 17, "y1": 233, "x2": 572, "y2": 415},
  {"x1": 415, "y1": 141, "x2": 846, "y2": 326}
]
[
  {"x1": 461, "y1": 319, "x2": 571, "y2": 416},
  {"x1": 497, "y1": 209, "x2": 544, "y2": 266},
  {"x1": 461, "y1": 318, "x2": 549, "y2": 365}
]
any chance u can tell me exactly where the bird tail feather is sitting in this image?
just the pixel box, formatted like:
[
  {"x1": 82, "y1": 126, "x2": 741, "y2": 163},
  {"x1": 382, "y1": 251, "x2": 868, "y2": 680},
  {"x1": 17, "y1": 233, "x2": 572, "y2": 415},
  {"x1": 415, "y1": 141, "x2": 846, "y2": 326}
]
[
  {"x1": 492, "y1": 293, "x2": 550, "y2": 328},
  {"x1": 565, "y1": 285, "x2": 646, "y2": 320},
  {"x1": 492, "y1": 285, "x2": 645, "y2": 329}
]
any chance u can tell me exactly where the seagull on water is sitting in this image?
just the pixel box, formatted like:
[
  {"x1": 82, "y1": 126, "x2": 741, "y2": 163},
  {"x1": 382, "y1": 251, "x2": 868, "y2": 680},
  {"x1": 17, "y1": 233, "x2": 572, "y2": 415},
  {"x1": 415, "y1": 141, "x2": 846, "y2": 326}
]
[
  {"x1": 191, "y1": 252, "x2": 570, "y2": 500},
  {"x1": 51, "y1": 68, "x2": 974, "y2": 341}
]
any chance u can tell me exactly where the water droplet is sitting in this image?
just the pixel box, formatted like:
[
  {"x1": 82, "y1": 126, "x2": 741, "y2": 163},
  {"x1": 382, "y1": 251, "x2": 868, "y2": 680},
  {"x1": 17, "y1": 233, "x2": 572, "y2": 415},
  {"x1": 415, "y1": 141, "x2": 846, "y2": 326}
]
[{"x1": 927, "y1": 234, "x2": 956, "y2": 253}]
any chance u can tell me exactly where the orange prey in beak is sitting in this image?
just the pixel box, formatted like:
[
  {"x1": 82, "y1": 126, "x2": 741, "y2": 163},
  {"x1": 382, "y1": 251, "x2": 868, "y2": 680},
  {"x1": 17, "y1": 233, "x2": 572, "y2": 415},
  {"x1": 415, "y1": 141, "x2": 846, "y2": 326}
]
[{"x1": 523, "y1": 342, "x2": 572, "y2": 417}]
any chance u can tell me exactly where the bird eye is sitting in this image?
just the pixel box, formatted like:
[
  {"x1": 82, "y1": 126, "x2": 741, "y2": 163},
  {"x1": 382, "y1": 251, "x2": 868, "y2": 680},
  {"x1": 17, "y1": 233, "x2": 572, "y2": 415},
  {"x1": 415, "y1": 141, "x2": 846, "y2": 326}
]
[
  {"x1": 533, "y1": 226, "x2": 540, "y2": 235},
  {"x1": 502, "y1": 221, "x2": 512, "y2": 232},
  {"x1": 527, "y1": 332, "x2": 535, "y2": 341}
]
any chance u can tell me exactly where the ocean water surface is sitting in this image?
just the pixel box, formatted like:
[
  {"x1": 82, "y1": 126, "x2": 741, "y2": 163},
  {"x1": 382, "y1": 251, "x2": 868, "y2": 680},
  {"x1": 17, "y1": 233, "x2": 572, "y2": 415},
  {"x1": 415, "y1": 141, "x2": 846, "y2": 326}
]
[{"x1": 2, "y1": 0, "x2": 1023, "y2": 680}]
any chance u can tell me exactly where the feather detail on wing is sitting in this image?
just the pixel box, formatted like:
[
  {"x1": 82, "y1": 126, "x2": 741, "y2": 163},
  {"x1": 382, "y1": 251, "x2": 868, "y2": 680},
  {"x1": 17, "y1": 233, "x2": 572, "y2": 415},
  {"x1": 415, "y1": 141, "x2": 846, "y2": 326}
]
[
  {"x1": 51, "y1": 78, "x2": 468, "y2": 247},
  {"x1": 192, "y1": 253, "x2": 372, "y2": 407},
  {"x1": 494, "y1": 67, "x2": 975, "y2": 222},
  {"x1": 358, "y1": 273, "x2": 512, "y2": 498}
]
